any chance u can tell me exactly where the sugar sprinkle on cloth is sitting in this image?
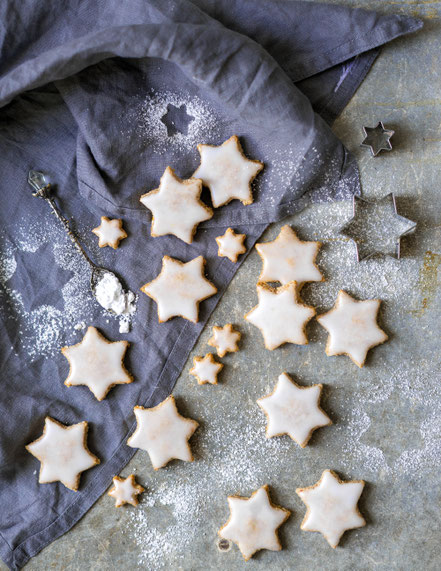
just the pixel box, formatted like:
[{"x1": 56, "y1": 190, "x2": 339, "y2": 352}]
[{"x1": 0, "y1": 0, "x2": 421, "y2": 568}]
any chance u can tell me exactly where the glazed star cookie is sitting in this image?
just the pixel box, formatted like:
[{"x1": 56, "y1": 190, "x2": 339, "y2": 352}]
[
  {"x1": 208, "y1": 323, "x2": 241, "y2": 357},
  {"x1": 127, "y1": 395, "x2": 199, "y2": 469},
  {"x1": 26, "y1": 417, "x2": 100, "y2": 491},
  {"x1": 139, "y1": 166, "x2": 213, "y2": 244},
  {"x1": 62, "y1": 326, "x2": 132, "y2": 401},
  {"x1": 193, "y1": 135, "x2": 263, "y2": 207},
  {"x1": 256, "y1": 225, "x2": 323, "y2": 286},
  {"x1": 257, "y1": 373, "x2": 331, "y2": 448},
  {"x1": 244, "y1": 282, "x2": 315, "y2": 350},
  {"x1": 141, "y1": 255, "x2": 217, "y2": 323},
  {"x1": 190, "y1": 353, "x2": 223, "y2": 385},
  {"x1": 316, "y1": 290, "x2": 388, "y2": 367},
  {"x1": 216, "y1": 228, "x2": 246, "y2": 262},
  {"x1": 108, "y1": 474, "x2": 145, "y2": 507},
  {"x1": 296, "y1": 470, "x2": 366, "y2": 548},
  {"x1": 92, "y1": 216, "x2": 127, "y2": 249},
  {"x1": 219, "y1": 485, "x2": 290, "y2": 561}
]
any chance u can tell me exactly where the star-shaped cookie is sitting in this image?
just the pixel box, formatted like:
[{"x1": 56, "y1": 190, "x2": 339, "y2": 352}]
[
  {"x1": 296, "y1": 470, "x2": 365, "y2": 548},
  {"x1": 216, "y1": 228, "x2": 246, "y2": 262},
  {"x1": 257, "y1": 373, "x2": 331, "y2": 448},
  {"x1": 316, "y1": 290, "x2": 388, "y2": 367},
  {"x1": 139, "y1": 166, "x2": 212, "y2": 244},
  {"x1": 127, "y1": 395, "x2": 199, "y2": 469},
  {"x1": 193, "y1": 135, "x2": 263, "y2": 207},
  {"x1": 244, "y1": 282, "x2": 315, "y2": 350},
  {"x1": 26, "y1": 417, "x2": 100, "y2": 491},
  {"x1": 92, "y1": 217, "x2": 127, "y2": 249},
  {"x1": 190, "y1": 353, "x2": 223, "y2": 385},
  {"x1": 108, "y1": 474, "x2": 145, "y2": 507},
  {"x1": 256, "y1": 225, "x2": 323, "y2": 286},
  {"x1": 62, "y1": 326, "x2": 133, "y2": 400},
  {"x1": 208, "y1": 323, "x2": 241, "y2": 357},
  {"x1": 219, "y1": 485, "x2": 290, "y2": 561},
  {"x1": 140, "y1": 255, "x2": 217, "y2": 323}
]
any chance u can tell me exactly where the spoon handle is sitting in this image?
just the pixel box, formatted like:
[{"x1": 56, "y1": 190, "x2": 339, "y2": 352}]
[{"x1": 28, "y1": 171, "x2": 95, "y2": 269}]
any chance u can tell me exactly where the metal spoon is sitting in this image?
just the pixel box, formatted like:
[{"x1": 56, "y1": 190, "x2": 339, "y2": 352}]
[{"x1": 27, "y1": 170, "x2": 125, "y2": 314}]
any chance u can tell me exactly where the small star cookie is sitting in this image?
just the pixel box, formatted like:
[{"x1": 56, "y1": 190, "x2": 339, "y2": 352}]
[
  {"x1": 219, "y1": 485, "x2": 290, "y2": 561},
  {"x1": 316, "y1": 290, "x2": 388, "y2": 367},
  {"x1": 127, "y1": 395, "x2": 199, "y2": 470},
  {"x1": 208, "y1": 323, "x2": 241, "y2": 357},
  {"x1": 190, "y1": 353, "x2": 223, "y2": 385},
  {"x1": 256, "y1": 225, "x2": 323, "y2": 286},
  {"x1": 216, "y1": 228, "x2": 246, "y2": 262},
  {"x1": 244, "y1": 282, "x2": 315, "y2": 350},
  {"x1": 296, "y1": 470, "x2": 366, "y2": 548},
  {"x1": 26, "y1": 417, "x2": 100, "y2": 491},
  {"x1": 92, "y1": 217, "x2": 127, "y2": 249},
  {"x1": 62, "y1": 326, "x2": 133, "y2": 401},
  {"x1": 257, "y1": 373, "x2": 331, "y2": 448},
  {"x1": 193, "y1": 135, "x2": 263, "y2": 207},
  {"x1": 108, "y1": 474, "x2": 145, "y2": 507},
  {"x1": 139, "y1": 166, "x2": 213, "y2": 244},
  {"x1": 141, "y1": 255, "x2": 217, "y2": 323}
]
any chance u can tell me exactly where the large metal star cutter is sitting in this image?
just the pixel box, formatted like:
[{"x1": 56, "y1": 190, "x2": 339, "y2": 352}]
[
  {"x1": 340, "y1": 193, "x2": 416, "y2": 261},
  {"x1": 361, "y1": 121, "x2": 394, "y2": 156}
]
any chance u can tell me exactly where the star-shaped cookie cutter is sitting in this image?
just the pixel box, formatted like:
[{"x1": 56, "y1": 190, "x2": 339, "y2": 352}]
[
  {"x1": 340, "y1": 193, "x2": 416, "y2": 261},
  {"x1": 360, "y1": 121, "x2": 394, "y2": 156}
]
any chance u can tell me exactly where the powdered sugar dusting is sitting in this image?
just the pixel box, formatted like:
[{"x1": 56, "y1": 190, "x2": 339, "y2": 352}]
[{"x1": 132, "y1": 90, "x2": 220, "y2": 154}]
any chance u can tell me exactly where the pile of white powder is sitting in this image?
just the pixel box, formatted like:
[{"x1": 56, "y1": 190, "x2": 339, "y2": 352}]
[{"x1": 94, "y1": 271, "x2": 137, "y2": 333}]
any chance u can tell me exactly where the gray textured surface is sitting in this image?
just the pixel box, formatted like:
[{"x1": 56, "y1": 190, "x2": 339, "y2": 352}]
[{"x1": 5, "y1": 1, "x2": 441, "y2": 569}]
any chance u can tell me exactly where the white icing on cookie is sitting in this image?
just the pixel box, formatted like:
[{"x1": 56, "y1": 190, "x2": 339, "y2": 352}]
[
  {"x1": 108, "y1": 475, "x2": 145, "y2": 507},
  {"x1": 244, "y1": 282, "x2": 315, "y2": 350},
  {"x1": 257, "y1": 373, "x2": 331, "y2": 447},
  {"x1": 26, "y1": 417, "x2": 100, "y2": 491},
  {"x1": 139, "y1": 166, "x2": 212, "y2": 244},
  {"x1": 219, "y1": 485, "x2": 290, "y2": 561},
  {"x1": 317, "y1": 290, "x2": 388, "y2": 367},
  {"x1": 140, "y1": 255, "x2": 217, "y2": 323},
  {"x1": 193, "y1": 135, "x2": 263, "y2": 208},
  {"x1": 190, "y1": 353, "x2": 223, "y2": 385},
  {"x1": 296, "y1": 470, "x2": 365, "y2": 548},
  {"x1": 127, "y1": 395, "x2": 199, "y2": 470},
  {"x1": 62, "y1": 326, "x2": 132, "y2": 401},
  {"x1": 216, "y1": 228, "x2": 246, "y2": 263},
  {"x1": 92, "y1": 217, "x2": 127, "y2": 249},
  {"x1": 256, "y1": 225, "x2": 323, "y2": 285},
  {"x1": 208, "y1": 323, "x2": 241, "y2": 357}
]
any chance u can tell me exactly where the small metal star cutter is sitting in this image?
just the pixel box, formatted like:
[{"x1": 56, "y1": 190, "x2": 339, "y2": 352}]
[
  {"x1": 340, "y1": 193, "x2": 416, "y2": 261},
  {"x1": 361, "y1": 121, "x2": 394, "y2": 156}
]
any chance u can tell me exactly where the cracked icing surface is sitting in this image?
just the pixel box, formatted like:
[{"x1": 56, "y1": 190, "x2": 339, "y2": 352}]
[
  {"x1": 26, "y1": 417, "x2": 100, "y2": 491},
  {"x1": 219, "y1": 485, "x2": 290, "y2": 561},
  {"x1": 296, "y1": 470, "x2": 365, "y2": 548},
  {"x1": 62, "y1": 326, "x2": 132, "y2": 401},
  {"x1": 244, "y1": 282, "x2": 315, "y2": 349},
  {"x1": 256, "y1": 225, "x2": 323, "y2": 285},
  {"x1": 127, "y1": 396, "x2": 199, "y2": 470},
  {"x1": 317, "y1": 290, "x2": 388, "y2": 367},
  {"x1": 257, "y1": 373, "x2": 331, "y2": 447},
  {"x1": 193, "y1": 135, "x2": 263, "y2": 208},
  {"x1": 139, "y1": 167, "x2": 212, "y2": 244},
  {"x1": 141, "y1": 255, "x2": 217, "y2": 323}
]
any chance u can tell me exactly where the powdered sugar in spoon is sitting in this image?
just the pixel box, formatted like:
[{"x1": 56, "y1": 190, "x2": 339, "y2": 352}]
[{"x1": 27, "y1": 170, "x2": 136, "y2": 325}]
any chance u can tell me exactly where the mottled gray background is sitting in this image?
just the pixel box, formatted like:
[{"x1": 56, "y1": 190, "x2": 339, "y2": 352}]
[{"x1": 4, "y1": 0, "x2": 440, "y2": 569}]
